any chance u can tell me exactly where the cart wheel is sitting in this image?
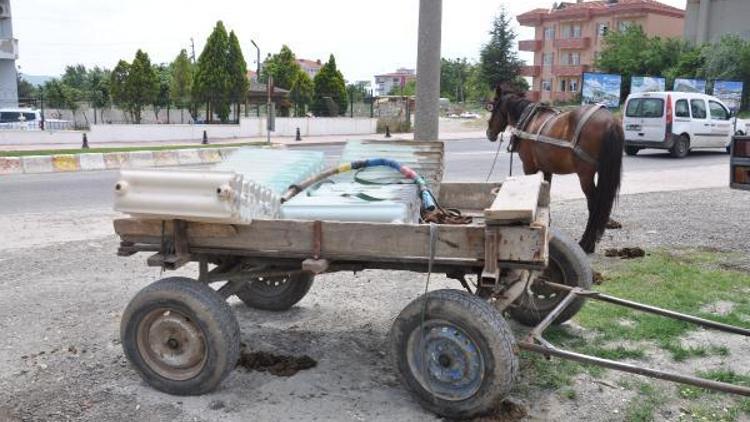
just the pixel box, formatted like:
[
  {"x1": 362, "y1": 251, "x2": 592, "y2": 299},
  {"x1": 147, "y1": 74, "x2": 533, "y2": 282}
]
[
  {"x1": 120, "y1": 277, "x2": 240, "y2": 395},
  {"x1": 508, "y1": 228, "x2": 592, "y2": 327},
  {"x1": 235, "y1": 272, "x2": 314, "y2": 311},
  {"x1": 389, "y1": 289, "x2": 518, "y2": 419}
]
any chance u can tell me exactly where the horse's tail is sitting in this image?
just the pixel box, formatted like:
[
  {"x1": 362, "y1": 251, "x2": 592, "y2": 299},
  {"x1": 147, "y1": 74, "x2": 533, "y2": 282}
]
[{"x1": 580, "y1": 121, "x2": 623, "y2": 253}]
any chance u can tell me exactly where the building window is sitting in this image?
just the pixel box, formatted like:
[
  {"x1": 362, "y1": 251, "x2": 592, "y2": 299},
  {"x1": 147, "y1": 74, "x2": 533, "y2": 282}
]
[
  {"x1": 543, "y1": 53, "x2": 554, "y2": 67},
  {"x1": 561, "y1": 24, "x2": 582, "y2": 39},
  {"x1": 542, "y1": 80, "x2": 552, "y2": 92},
  {"x1": 570, "y1": 79, "x2": 579, "y2": 92},
  {"x1": 597, "y1": 23, "x2": 609, "y2": 38},
  {"x1": 544, "y1": 26, "x2": 555, "y2": 40},
  {"x1": 560, "y1": 79, "x2": 567, "y2": 92},
  {"x1": 560, "y1": 53, "x2": 580, "y2": 66},
  {"x1": 618, "y1": 20, "x2": 634, "y2": 31}
]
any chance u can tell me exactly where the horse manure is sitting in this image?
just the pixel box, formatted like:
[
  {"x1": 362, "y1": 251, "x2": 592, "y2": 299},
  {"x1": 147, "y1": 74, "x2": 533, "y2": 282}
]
[
  {"x1": 593, "y1": 271, "x2": 606, "y2": 285},
  {"x1": 605, "y1": 247, "x2": 645, "y2": 259},
  {"x1": 606, "y1": 220, "x2": 623, "y2": 230},
  {"x1": 237, "y1": 350, "x2": 317, "y2": 377}
]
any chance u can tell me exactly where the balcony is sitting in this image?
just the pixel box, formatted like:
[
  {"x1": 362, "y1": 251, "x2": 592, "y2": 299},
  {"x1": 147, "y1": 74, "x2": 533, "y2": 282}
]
[
  {"x1": 553, "y1": 92, "x2": 576, "y2": 103},
  {"x1": 520, "y1": 65, "x2": 541, "y2": 77},
  {"x1": 526, "y1": 91, "x2": 541, "y2": 102},
  {"x1": 0, "y1": 38, "x2": 18, "y2": 60},
  {"x1": 553, "y1": 37, "x2": 591, "y2": 50},
  {"x1": 518, "y1": 39, "x2": 542, "y2": 52},
  {"x1": 552, "y1": 65, "x2": 589, "y2": 77}
]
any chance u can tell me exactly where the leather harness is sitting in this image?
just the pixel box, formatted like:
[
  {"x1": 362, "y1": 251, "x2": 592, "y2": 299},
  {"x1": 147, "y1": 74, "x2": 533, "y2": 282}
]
[{"x1": 508, "y1": 102, "x2": 604, "y2": 165}]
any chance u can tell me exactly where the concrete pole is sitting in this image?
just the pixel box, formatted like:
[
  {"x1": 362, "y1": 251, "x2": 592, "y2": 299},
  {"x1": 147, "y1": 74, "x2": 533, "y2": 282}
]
[
  {"x1": 696, "y1": 0, "x2": 711, "y2": 44},
  {"x1": 414, "y1": 0, "x2": 442, "y2": 141}
]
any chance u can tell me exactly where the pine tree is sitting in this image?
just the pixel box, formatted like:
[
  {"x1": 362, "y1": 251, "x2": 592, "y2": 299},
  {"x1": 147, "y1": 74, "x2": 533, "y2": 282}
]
[
  {"x1": 479, "y1": 7, "x2": 524, "y2": 91},
  {"x1": 227, "y1": 31, "x2": 248, "y2": 121},
  {"x1": 125, "y1": 50, "x2": 159, "y2": 124},
  {"x1": 110, "y1": 60, "x2": 132, "y2": 119},
  {"x1": 290, "y1": 68, "x2": 314, "y2": 116},
  {"x1": 170, "y1": 49, "x2": 194, "y2": 115},
  {"x1": 193, "y1": 21, "x2": 231, "y2": 123},
  {"x1": 312, "y1": 55, "x2": 348, "y2": 116}
]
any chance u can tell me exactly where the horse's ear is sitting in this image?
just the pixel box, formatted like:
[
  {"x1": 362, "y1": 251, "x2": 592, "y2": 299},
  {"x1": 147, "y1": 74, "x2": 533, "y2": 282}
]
[{"x1": 495, "y1": 85, "x2": 503, "y2": 98}]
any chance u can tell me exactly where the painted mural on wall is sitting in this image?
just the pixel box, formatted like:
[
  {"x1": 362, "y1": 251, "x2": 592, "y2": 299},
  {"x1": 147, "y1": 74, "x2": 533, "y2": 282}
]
[
  {"x1": 582, "y1": 72, "x2": 622, "y2": 108},
  {"x1": 673, "y1": 78, "x2": 707, "y2": 93},
  {"x1": 713, "y1": 80, "x2": 744, "y2": 111},
  {"x1": 631, "y1": 76, "x2": 666, "y2": 94}
]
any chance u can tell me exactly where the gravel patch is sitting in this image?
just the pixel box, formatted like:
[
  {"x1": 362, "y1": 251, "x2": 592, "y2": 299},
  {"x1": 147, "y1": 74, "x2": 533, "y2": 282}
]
[{"x1": 0, "y1": 187, "x2": 748, "y2": 421}]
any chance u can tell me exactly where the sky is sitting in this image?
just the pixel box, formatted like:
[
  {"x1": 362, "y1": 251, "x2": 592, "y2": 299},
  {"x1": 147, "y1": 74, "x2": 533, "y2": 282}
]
[{"x1": 12, "y1": 0, "x2": 687, "y2": 83}]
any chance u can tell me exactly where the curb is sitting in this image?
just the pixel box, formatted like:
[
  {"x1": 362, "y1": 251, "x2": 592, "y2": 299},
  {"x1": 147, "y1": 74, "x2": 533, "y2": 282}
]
[{"x1": 0, "y1": 147, "x2": 232, "y2": 176}]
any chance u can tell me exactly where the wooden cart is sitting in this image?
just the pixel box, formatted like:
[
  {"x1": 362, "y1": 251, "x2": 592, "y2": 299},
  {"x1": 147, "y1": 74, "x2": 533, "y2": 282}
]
[{"x1": 114, "y1": 172, "x2": 750, "y2": 419}]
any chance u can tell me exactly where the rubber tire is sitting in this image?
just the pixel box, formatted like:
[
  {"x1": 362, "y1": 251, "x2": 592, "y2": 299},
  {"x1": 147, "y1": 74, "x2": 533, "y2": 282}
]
[
  {"x1": 121, "y1": 277, "x2": 240, "y2": 395},
  {"x1": 389, "y1": 289, "x2": 518, "y2": 419},
  {"x1": 624, "y1": 146, "x2": 640, "y2": 156},
  {"x1": 670, "y1": 135, "x2": 690, "y2": 158},
  {"x1": 235, "y1": 272, "x2": 314, "y2": 311},
  {"x1": 508, "y1": 228, "x2": 593, "y2": 327}
]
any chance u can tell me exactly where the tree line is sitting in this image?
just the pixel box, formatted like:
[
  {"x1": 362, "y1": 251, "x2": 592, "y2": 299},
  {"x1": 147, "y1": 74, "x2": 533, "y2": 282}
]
[
  {"x1": 596, "y1": 26, "x2": 750, "y2": 109},
  {"x1": 19, "y1": 20, "x2": 354, "y2": 124}
]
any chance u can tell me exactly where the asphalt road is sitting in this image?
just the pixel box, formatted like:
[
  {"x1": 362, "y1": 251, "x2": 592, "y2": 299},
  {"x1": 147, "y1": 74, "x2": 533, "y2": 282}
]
[{"x1": 0, "y1": 139, "x2": 731, "y2": 214}]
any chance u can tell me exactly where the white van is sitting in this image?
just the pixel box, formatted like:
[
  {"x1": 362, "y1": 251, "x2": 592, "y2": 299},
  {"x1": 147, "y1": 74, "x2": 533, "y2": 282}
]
[
  {"x1": 0, "y1": 108, "x2": 42, "y2": 130},
  {"x1": 622, "y1": 92, "x2": 737, "y2": 158}
]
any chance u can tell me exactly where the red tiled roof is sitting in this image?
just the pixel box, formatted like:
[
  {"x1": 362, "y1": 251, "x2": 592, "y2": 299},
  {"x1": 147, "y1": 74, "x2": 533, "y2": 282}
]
[
  {"x1": 518, "y1": 0, "x2": 684, "y2": 25},
  {"x1": 297, "y1": 59, "x2": 322, "y2": 69}
]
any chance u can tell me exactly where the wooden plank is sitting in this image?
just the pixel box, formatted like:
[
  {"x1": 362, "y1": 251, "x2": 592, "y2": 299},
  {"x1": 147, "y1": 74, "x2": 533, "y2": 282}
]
[
  {"x1": 484, "y1": 173, "x2": 543, "y2": 224},
  {"x1": 114, "y1": 215, "x2": 547, "y2": 265},
  {"x1": 439, "y1": 182, "x2": 503, "y2": 210}
]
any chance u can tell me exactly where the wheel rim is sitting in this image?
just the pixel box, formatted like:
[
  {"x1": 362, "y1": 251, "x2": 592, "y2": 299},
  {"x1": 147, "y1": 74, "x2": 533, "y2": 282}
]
[
  {"x1": 406, "y1": 320, "x2": 485, "y2": 401},
  {"x1": 525, "y1": 256, "x2": 567, "y2": 311},
  {"x1": 136, "y1": 308, "x2": 207, "y2": 381},
  {"x1": 249, "y1": 275, "x2": 294, "y2": 297}
]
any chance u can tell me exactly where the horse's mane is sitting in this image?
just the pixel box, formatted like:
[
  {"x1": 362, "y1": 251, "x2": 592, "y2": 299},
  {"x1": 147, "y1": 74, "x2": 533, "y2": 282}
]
[{"x1": 504, "y1": 94, "x2": 533, "y2": 124}]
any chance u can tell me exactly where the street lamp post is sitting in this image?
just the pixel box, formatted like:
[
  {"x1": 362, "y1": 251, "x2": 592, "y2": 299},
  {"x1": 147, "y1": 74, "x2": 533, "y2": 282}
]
[{"x1": 251, "y1": 39, "x2": 261, "y2": 117}]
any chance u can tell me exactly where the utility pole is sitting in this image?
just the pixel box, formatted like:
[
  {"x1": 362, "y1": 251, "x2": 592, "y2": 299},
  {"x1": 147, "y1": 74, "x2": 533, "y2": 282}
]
[
  {"x1": 414, "y1": 0, "x2": 442, "y2": 141},
  {"x1": 190, "y1": 38, "x2": 196, "y2": 64}
]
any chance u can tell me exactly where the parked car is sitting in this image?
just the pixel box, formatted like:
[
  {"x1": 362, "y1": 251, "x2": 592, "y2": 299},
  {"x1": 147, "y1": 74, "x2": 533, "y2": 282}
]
[
  {"x1": 622, "y1": 92, "x2": 737, "y2": 158},
  {"x1": 0, "y1": 108, "x2": 42, "y2": 130},
  {"x1": 459, "y1": 111, "x2": 481, "y2": 119}
]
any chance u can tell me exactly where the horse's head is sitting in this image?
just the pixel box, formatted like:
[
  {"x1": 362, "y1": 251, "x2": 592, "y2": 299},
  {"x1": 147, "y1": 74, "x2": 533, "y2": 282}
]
[{"x1": 486, "y1": 85, "x2": 525, "y2": 142}]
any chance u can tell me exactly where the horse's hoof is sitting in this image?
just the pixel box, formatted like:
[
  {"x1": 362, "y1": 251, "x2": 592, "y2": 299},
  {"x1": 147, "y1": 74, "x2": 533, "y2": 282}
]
[
  {"x1": 606, "y1": 219, "x2": 622, "y2": 230},
  {"x1": 578, "y1": 241, "x2": 595, "y2": 255}
]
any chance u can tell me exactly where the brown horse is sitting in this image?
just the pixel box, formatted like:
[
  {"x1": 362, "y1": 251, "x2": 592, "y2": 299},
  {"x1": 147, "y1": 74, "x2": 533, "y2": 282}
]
[{"x1": 485, "y1": 86, "x2": 623, "y2": 253}]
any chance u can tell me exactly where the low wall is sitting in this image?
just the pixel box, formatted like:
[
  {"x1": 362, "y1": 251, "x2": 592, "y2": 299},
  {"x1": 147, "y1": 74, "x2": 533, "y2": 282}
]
[
  {"x1": 0, "y1": 118, "x2": 377, "y2": 147},
  {"x1": 90, "y1": 117, "x2": 377, "y2": 143},
  {"x1": 0, "y1": 129, "x2": 85, "y2": 146},
  {"x1": 90, "y1": 124, "x2": 242, "y2": 143}
]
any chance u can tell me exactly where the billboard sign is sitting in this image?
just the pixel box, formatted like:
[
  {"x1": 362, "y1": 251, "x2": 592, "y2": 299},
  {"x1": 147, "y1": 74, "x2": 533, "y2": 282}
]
[
  {"x1": 582, "y1": 72, "x2": 622, "y2": 108},
  {"x1": 673, "y1": 78, "x2": 707, "y2": 93},
  {"x1": 631, "y1": 76, "x2": 666, "y2": 94},
  {"x1": 713, "y1": 80, "x2": 744, "y2": 111}
]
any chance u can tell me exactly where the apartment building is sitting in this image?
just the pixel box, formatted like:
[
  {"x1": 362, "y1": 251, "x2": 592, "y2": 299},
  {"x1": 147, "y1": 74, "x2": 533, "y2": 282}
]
[
  {"x1": 297, "y1": 59, "x2": 323, "y2": 79},
  {"x1": 374, "y1": 68, "x2": 416, "y2": 97},
  {"x1": 685, "y1": 0, "x2": 750, "y2": 44},
  {"x1": 517, "y1": 0, "x2": 684, "y2": 103}
]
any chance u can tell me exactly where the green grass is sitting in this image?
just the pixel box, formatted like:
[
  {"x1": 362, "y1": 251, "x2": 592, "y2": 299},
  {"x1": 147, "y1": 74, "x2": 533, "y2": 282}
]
[
  {"x1": 0, "y1": 142, "x2": 266, "y2": 157},
  {"x1": 737, "y1": 110, "x2": 750, "y2": 119},
  {"x1": 625, "y1": 382, "x2": 666, "y2": 422},
  {"x1": 575, "y1": 251, "x2": 750, "y2": 354},
  {"x1": 518, "y1": 250, "x2": 750, "y2": 410}
]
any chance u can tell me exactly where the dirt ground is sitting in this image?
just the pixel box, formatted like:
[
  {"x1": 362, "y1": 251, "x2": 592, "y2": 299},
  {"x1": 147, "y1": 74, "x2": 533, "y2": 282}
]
[{"x1": 0, "y1": 187, "x2": 748, "y2": 422}]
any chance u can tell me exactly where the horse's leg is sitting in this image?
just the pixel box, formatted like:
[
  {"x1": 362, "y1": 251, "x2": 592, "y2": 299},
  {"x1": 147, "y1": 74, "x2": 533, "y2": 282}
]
[{"x1": 578, "y1": 170, "x2": 597, "y2": 254}]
